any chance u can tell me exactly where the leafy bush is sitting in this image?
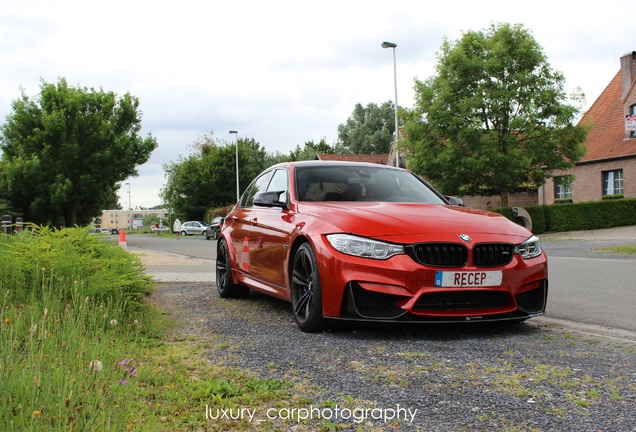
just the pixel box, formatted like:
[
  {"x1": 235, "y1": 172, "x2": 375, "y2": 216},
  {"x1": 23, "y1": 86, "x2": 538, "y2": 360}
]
[
  {"x1": 493, "y1": 198, "x2": 636, "y2": 234},
  {"x1": 205, "y1": 204, "x2": 234, "y2": 224},
  {"x1": 0, "y1": 226, "x2": 300, "y2": 431},
  {"x1": 0, "y1": 226, "x2": 154, "y2": 312}
]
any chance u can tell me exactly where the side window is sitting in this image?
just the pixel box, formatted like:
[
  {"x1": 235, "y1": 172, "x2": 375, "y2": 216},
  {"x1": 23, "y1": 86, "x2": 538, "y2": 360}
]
[
  {"x1": 554, "y1": 176, "x2": 573, "y2": 201},
  {"x1": 241, "y1": 171, "x2": 274, "y2": 207},
  {"x1": 267, "y1": 169, "x2": 288, "y2": 200},
  {"x1": 602, "y1": 169, "x2": 624, "y2": 197},
  {"x1": 630, "y1": 104, "x2": 636, "y2": 138}
]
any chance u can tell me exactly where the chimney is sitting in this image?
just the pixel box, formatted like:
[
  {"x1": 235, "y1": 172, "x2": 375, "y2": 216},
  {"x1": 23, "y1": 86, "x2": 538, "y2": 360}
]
[{"x1": 620, "y1": 51, "x2": 636, "y2": 99}]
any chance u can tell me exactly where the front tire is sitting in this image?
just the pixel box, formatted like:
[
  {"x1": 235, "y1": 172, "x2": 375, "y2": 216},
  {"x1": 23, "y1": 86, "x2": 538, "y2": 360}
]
[
  {"x1": 290, "y1": 242, "x2": 325, "y2": 332},
  {"x1": 216, "y1": 239, "x2": 249, "y2": 298}
]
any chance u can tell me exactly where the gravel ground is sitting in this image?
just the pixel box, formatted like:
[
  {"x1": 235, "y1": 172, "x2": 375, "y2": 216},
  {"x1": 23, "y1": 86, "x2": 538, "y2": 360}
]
[{"x1": 151, "y1": 281, "x2": 636, "y2": 432}]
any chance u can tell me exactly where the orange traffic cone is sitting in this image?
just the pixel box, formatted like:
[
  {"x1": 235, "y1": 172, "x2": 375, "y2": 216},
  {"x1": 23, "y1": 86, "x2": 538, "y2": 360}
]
[
  {"x1": 118, "y1": 230, "x2": 127, "y2": 249},
  {"x1": 241, "y1": 236, "x2": 249, "y2": 270}
]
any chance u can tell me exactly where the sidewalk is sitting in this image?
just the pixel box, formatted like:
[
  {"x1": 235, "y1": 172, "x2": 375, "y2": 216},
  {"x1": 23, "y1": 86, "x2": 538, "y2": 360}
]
[
  {"x1": 129, "y1": 247, "x2": 215, "y2": 283},
  {"x1": 539, "y1": 225, "x2": 636, "y2": 241}
]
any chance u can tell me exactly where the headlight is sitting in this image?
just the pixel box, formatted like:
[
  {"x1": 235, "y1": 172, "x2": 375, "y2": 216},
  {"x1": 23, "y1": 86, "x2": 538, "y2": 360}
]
[
  {"x1": 326, "y1": 234, "x2": 404, "y2": 260},
  {"x1": 514, "y1": 235, "x2": 542, "y2": 259}
]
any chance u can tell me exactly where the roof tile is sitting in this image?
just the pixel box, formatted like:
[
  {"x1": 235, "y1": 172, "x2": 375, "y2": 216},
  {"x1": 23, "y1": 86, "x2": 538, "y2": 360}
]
[
  {"x1": 579, "y1": 71, "x2": 636, "y2": 162},
  {"x1": 316, "y1": 154, "x2": 389, "y2": 164}
]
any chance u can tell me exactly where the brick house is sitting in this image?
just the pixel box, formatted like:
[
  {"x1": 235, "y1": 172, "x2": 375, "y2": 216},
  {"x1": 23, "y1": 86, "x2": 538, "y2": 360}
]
[
  {"x1": 315, "y1": 153, "x2": 390, "y2": 165},
  {"x1": 539, "y1": 51, "x2": 636, "y2": 204}
]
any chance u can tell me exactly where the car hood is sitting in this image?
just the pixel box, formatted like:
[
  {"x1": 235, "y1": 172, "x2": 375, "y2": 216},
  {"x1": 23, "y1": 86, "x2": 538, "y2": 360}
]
[{"x1": 297, "y1": 202, "x2": 532, "y2": 243}]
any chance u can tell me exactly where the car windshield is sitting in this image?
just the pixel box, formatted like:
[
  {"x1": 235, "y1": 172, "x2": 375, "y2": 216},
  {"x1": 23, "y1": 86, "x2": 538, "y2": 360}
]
[{"x1": 295, "y1": 165, "x2": 446, "y2": 204}]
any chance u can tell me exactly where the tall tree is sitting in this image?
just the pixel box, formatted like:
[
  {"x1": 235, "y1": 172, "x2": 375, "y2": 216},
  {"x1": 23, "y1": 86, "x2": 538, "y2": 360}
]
[
  {"x1": 289, "y1": 138, "x2": 334, "y2": 161},
  {"x1": 337, "y1": 101, "x2": 395, "y2": 154},
  {"x1": 404, "y1": 23, "x2": 587, "y2": 206},
  {"x1": 0, "y1": 162, "x2": 12, "y2": 216},
  {"x1": 0, "y1": 78, "x2": 157, "y2": 226},
  {"x1": 160, "y1": 134, "x2": 269, "y2": 221}
]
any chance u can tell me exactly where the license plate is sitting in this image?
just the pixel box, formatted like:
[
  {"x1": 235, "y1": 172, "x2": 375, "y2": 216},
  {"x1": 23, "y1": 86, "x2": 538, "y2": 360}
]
[{"x1": 434, "y1": 271, "x2": 502, "y2": 287}]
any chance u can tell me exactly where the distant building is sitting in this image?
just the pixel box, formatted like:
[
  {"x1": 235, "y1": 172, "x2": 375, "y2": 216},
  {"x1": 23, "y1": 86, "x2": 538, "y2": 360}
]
[
  {"x1": 315, "y1": 153, "x2": 390, "y2": 164},
  {"x1": 100, "y1": 208, "x2": 169, "y2": 231},
  {"x1": 540, "y1": 51, "x2": 636, "y2": 204}
]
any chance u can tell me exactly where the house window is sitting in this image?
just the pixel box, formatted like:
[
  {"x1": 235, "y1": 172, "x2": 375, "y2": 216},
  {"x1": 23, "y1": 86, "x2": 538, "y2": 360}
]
[
  {"x1": 602, "y1": 169, "x2": 624, "y2": 196},
  {"x1": 631, "y1": 104, "x2": 636, "y2": 138},
  {"x1": 554, "y1": 176, "x2": 573, "y2": 200}
]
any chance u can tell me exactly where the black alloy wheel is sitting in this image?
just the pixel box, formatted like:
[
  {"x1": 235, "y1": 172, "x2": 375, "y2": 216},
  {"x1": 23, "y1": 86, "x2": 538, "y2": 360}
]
[
  {"x1": 290, "y1": 242, "x2": 325, "y2": 332},
  {"x1": 216, "y1": 239, "x2": 249, "y2": 298}
]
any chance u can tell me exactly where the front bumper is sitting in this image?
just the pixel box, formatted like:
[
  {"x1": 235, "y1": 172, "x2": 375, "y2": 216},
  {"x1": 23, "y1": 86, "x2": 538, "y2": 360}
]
[
  {"x1": 339, "y1": 279, "x2": 548, "y2": 323},
  {"x1": 314, "y1": 237, "x2": 548, "y2": 323}
]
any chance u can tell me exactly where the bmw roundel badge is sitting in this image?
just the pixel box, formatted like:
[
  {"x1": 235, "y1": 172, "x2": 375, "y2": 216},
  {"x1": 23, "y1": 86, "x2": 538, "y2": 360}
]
[{"x1": 459, "y1": 234, "x2": 471, "y2": 242}]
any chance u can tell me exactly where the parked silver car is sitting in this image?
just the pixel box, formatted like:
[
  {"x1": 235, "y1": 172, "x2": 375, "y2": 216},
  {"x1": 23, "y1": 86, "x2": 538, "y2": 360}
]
[{"x1": 180, "y1": 221, "x2": 209, "y2": 236}]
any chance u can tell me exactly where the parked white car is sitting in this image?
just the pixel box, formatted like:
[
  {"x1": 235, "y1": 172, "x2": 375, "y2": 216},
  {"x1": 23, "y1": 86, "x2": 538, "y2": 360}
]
[{"x1": 150, "y1": 224, "x2": 170, "y2": 233}]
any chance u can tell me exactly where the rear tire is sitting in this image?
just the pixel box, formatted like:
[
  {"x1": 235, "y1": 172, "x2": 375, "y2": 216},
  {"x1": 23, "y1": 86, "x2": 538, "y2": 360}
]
[
  {"x1": 216, "y1": 239, "x2": 249, "y2": 298},
  {"x1": 290, "y1": 242, "x2": 325, "y2": 332}
]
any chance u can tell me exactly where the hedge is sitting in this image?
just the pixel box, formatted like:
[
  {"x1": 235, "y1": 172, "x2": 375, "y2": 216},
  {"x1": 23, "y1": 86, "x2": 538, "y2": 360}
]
[{"x1": 492, "y1": 198, "x2": 636, "y2": 234}]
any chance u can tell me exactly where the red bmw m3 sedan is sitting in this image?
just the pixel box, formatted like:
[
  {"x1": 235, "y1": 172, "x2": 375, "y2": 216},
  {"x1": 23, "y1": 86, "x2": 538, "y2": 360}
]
[{"x1": 215, "y1": 161, "x2": 548, "y2": 332}]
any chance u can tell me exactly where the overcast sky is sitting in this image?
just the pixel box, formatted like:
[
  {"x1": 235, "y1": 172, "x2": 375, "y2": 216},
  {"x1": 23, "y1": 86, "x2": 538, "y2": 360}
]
[{"x1": 1, "y1": 0, "x2": 631, "y2": 209}]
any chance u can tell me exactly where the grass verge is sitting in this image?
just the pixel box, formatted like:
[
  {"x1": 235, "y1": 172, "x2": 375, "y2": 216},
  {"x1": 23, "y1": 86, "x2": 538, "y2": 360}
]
[
  {"x1": 0, "y1": 227, "x2": 305, "y2": 431},
  {"x1": 599, "y1": 244, "x2": 636, "y2": 254}
]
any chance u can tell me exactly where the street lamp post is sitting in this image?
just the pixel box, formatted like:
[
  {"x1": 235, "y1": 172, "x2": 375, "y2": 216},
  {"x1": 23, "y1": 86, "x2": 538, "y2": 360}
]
[
  {"x1": 229, "y1": 130, "x2": 239, "y2": 202},
  {"x1": 381, "y1": 41, "x2": 399, "y2": 167},
  {"x1": 125, "y1": 182, "x2": 131, "y2": 233}
]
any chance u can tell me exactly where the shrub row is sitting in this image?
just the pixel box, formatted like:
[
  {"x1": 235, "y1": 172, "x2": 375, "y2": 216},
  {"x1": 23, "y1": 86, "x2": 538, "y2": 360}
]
[{"x1": 493, "y1": 198, "x2": 636, "y2": 234}]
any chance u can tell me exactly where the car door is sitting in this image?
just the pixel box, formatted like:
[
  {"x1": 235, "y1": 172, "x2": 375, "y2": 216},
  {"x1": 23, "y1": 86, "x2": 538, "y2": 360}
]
[
  {"x1": 247, "y1": 168, "x2": 291, "y2": 288},
  {"x1": 181, "y1": 222, "x2": 190, "y2": 234},
  {"x1": 229, "y1": 168, "x2": 291, "y2": 289},
  {"x1": 229, "y1": 170, "x2": 274, "y2": 274},
  {"x1": 195, "y1": 222, "x2": 205, "y2": 234}
]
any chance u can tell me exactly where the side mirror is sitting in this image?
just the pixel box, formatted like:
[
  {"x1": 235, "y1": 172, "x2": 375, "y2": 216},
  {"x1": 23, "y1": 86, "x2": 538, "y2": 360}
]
[
  {"x1": 445, "y1": 196, "x2": 465, "y2": 206},
  {"x1": 253, "y1": 191, "x2": 288, "y2": 208}
]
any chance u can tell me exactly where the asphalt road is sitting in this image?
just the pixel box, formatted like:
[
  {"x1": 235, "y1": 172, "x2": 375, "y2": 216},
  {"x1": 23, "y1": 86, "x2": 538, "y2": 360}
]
[
  {"x1": 540, "y1": 233, "x2": 636, "y2": 340},
  {"x1": 125, "y1": 232, "x2": 216, "y2": 260},
  {"x1": 547, "y1": 257, "x2": 636, "y2": 333},
  {"x1": 123, "y1": 231, "x2": 636, "y2": 339}
]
